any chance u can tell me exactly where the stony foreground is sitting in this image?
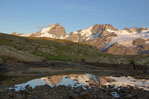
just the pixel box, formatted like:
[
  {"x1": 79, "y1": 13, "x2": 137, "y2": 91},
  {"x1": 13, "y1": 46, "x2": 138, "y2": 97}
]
[{"x1": 0, "y1": 85, "x2": 149, "y2": 99}]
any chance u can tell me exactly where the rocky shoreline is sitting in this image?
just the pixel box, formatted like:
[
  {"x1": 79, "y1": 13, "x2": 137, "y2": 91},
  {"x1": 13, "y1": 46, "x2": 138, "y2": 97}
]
[
  {"x1": 0, "y1": 85, "x2": 149, "y2": 99},
  {"x1": 0, "y1": 61, "x2": 149, "y2": 99}
]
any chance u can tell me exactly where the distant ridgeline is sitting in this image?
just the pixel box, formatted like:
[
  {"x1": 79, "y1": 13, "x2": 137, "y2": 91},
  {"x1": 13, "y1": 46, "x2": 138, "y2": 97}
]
[{"x1": 12, "y1": 23, "x2": 149, "y2": 55}]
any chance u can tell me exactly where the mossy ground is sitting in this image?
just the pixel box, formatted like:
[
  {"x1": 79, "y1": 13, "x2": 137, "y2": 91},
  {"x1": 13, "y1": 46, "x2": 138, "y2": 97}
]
[{"x1": 0, "y1": 33, "x2": 104, "y2": 62}]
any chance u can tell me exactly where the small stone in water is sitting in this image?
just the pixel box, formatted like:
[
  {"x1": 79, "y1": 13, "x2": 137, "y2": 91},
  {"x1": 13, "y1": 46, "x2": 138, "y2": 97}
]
[{"x1": 111, "y1": 92, "x2": 120, "y2": 98}]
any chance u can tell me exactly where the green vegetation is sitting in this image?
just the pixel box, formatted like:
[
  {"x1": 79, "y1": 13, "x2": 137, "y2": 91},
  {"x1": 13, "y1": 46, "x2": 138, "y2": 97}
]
[
  {"x1": 42, "y1": 54, "x2": 72, "y2": 61},
  {"x1": 1, "y1": 57, "x2": 9, "y2": 63},
  {"x1": 0, "y1": 33, "x2": 102, "y2": 62}
]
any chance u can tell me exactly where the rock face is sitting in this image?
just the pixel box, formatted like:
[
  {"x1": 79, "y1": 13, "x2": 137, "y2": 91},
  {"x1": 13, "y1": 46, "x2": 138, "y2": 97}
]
[
  {"x1": 133, "y1": 38, "x2": 145, "y2": 46},
  {"x1": 43, "y1": 23, "x2": 66, "y2": 38},
  {"x1": 107, "y1": 43, "x2": 140, "y2": 55},
  {"x1": 85, "y1": 33, "x2": 117, "y2": 49},
  {"x1": 91, "y1": 24, "x2": 118, "y2": 35},
  {"x1": 12, "y1": 23, "x2": 149, "y2": 55}
]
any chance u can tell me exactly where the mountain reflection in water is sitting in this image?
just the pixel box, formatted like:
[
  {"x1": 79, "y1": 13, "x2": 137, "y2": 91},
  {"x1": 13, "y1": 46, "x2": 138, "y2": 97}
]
[{"x1": 11, "y1": 74, "x2": 149, "y2": 91}]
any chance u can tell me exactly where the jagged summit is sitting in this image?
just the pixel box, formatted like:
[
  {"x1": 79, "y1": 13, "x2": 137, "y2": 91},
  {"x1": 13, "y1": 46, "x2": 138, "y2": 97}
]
[
  {"x1": 91, "y1": 24, "x2": 118, "y2": 34},
  {"x1": 39, "y1": 23, "x2": 66, "y2": 38},
  {"x1": 12, "y1": 23, "x2": 66, "y2": 39}
]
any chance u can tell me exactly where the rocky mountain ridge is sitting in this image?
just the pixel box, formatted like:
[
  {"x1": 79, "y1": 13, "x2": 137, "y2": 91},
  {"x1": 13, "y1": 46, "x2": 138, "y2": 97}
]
[
  {"x1": 12, "y1": 23, "x2": 149, "y2": 55},
  {"x1": 12, "y1": 23, "x2": 66, "y2": 39}
]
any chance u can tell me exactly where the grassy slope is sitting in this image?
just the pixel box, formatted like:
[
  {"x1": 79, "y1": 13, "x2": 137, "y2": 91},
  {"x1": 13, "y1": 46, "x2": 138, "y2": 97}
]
[
  {"x1": 0, "y1": 33, "x2": 148, "y2": 65},
  {"x1": 0, "y1": 33, "x2": 103, "y2": 62}
]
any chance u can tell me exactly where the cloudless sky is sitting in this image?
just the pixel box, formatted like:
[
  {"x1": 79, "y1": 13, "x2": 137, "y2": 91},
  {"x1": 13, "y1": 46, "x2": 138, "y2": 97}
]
[{"x1": 0, "y1": 0, "x2": 149, "y2": 34}]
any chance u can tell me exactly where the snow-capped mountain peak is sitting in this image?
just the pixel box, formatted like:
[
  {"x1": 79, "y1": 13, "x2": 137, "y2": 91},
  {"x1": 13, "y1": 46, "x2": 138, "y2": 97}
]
[
  {"x1": 12, "y1": 23, "x2": 66, "y2": 39},
  {"x1": 66, "y1": 24, "x2": 118, "y2": 42}
]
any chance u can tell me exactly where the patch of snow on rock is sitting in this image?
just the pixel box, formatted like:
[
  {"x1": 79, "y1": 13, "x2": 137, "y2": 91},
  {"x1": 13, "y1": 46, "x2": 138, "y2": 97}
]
[
  {"x1": 89, "y1": 33, "x2": 101, "y2": 40},
  {"x1": 106, "y1": 29, "x2": 118, "y2": 33},
  {"x1": 37, "y1": 32, "x2": 54, "y2": 38},
  {"x1": 41, "y1": 24, "x2": 55, "y2": 33}
]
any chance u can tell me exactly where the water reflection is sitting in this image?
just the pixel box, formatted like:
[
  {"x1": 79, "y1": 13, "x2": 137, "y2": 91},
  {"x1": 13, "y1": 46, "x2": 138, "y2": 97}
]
[
  {"x1": 11, "y1": 74, "x2": 149, "y2": 91},
  {"x1": 42, "y1": 74, "x2": 99, "y2": 88}
]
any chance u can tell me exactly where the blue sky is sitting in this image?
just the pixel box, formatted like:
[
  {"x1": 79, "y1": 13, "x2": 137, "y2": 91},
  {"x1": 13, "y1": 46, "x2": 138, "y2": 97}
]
[{"x1": 0, "y1": 0, "x2": 149, "y2": 34}]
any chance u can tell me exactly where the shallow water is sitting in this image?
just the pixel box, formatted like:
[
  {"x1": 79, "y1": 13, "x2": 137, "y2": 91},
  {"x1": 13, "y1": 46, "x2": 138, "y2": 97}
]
[{"x1": 10, "y1": 74, "x2": 149, "y2": 92}]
